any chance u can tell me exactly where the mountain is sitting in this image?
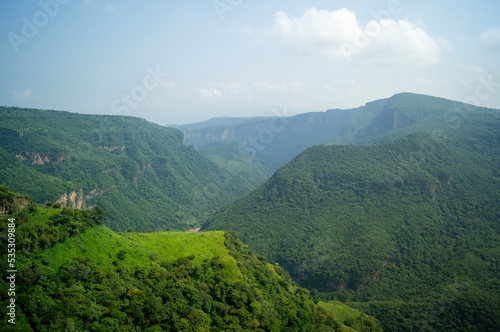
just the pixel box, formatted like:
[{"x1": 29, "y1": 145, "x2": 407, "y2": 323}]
[
  {"x1": 0, "y1": 188, "x2": 382, "y2": 331},
  {"x1": 0, "y1": 107, "x2": 255, "y2": 232},
  {"x1": 203, "y1": 94, "x2": 500, "y2": 330},
  {"x1": 174, "y1": 93, "x2": 498, "y2": 173},
  {"x1": 332, "y1": 92, "x2": 493, "y2": 144},
  {"x1": 173, "y1": 98, "x2": 388, "y2": 170}
]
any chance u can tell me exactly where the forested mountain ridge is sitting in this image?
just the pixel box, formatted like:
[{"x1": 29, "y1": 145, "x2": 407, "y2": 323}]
[
  {"x1": 0, "y1": 187, "x2": 382, "y2": 331},
  {"x1": 203, "y1": 99, "x2": 500, "y2": 330},
  {"x1": 0, "y1": 107, "x2": 254, "y2": 232},
  {"x1": 174, "y1": 93, "x2": 494, "y2": 172},
  {"x1": 173, "y1": 98, "x2": 388, "y2": 170},
  {"x1": 335, "y1": 92, "x2": 498, "y2": 145}
]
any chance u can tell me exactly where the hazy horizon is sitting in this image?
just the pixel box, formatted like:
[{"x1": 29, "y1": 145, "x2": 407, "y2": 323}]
[{"x1": 1, "y1": 1, "x2": 499, "y2": 125}]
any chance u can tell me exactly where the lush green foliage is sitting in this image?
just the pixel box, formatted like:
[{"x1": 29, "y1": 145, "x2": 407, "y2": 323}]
[
  {"x1": 197, "y1": 142, "x2": 273, "y2": 189},
  {"x1": 204, "y1": 95, "x2": 500, "y2": 331},
  {"x1": 0, "y1": 194, "x2": 376, "y2": 331},
  {"x1": 0, "y1": 107, "x2": 255, "y2": 231},
  {"x1": 2, "y1": 93, "x2": 499, "y2": 330}
]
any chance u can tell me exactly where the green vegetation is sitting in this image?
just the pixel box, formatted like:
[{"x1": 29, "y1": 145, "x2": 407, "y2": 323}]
[
  {"x1": 0, "y1": 107, "x2": 256, "y2": 232},
  {"x1": 318, "y1": 301, "x2": 381, "y2": 332},
  {"x1": 175, "y1": 99, "x2": 387, "y2": 171},
  {"x1": 2, "y1": 93, "x2": 499, "y2": 330},
  {"x1": 197, "y1": 142, "x2": 273, "y2": 189},
  {"x1": 0, "y1": 190, "x2": 378, "y2": 331},
  {"x1": 204, "y1": 95, "x2": 500, "y2": 330}
]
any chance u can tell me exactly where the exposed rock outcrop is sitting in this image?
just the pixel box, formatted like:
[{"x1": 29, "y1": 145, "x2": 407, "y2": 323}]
[
  {"x1": 56, "y1": 189, "x2": 85, "y2": 209},
  {"x1": 16, "y1": 151, "x2": 67, "y2": 165}
]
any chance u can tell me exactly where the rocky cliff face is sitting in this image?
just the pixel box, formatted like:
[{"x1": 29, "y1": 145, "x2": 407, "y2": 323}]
[
  {"x1": 1, "y1": 106, "x2": 258, "y2": 231},
  {"x1": 183, "y1": 127, "x2": 237, "y2": 144},
  {"x1": 16, "y1": 151, "x2": 67, "y2": 165},
  {"x1": 55, "y1": 188, "x2": 108, "y2": 209},
  {"x1": 56, "y1": 189, "x2": 85, "y2": 209}
]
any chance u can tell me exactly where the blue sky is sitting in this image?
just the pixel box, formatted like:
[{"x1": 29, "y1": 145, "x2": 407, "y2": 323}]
[{"x1": 1, "y1": 0, "x2": 499, "y2": 124}]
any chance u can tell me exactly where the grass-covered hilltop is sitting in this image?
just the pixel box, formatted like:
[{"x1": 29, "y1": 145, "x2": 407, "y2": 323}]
[{"x1": 0, "y1": 187, "x2": 381, "y2": 331}]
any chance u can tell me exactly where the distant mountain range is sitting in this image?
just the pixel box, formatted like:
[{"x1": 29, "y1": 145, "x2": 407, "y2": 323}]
[
  {"x1": 174, "y1": 93, "x2": 499, "y2": 172},
  {"x1": 172, "y1": 97, "x2": 387, "y2": 171}
]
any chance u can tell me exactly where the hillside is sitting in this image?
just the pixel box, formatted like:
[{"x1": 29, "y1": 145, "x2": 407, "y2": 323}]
[
  {"x1": 203, "y1": 97, "x2": 500, "y2": 330},
  {"x1": 0, "y1": 188, "x2": 382, "y2": 331},
  {"x1": 173, "y1": 99, "x2": 387, "y2": 170},
  {"x1": 174, "y1": 93, "x2": 497, "y2": 174},
  {"x1": 332, "y1": 92, "x2": 496, "y2": 145},
  {"x1": 197, "y1": 142, "x2": 274, "y2": 189},
  {"x1": 0, "y1": 107, "x2": 255, "y2": 232}
]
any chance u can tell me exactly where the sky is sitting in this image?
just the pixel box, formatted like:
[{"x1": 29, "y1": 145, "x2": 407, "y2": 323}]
[{"x1": 1, "y1": 0, "x2": 499, "y2": 125}]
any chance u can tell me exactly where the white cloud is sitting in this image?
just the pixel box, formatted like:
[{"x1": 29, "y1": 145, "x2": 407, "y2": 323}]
[
  {"x1": 480, "y1": 28, "x2": 500, "y2": 53},
  {"x1": 272, "y1": 7, "x2": 441, "y2": 65},
  {"x1": 23, "y1": 89, "x2": 32, "y2": 97},
  {"x1": 200, "y1": 88, "x2": 223, "y2": 100}
]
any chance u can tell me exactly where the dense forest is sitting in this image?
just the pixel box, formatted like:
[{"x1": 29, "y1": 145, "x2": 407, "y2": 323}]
[
  {"x1": 0, "y1": 107, "x2": 264, "y2": 232},
  {"x1": 0, "y1": 187, "x2": 381, "y2": 331},
  {"x1": 204, "y1": 96, "x2": 500, "y2": 330}
]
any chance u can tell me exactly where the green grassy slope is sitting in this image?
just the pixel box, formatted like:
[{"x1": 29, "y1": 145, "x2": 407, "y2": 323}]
[
  {"x1": 0, "y1": 107, "x2": 254, "y2": 232},
  {"x1": 0, "y1": 190, "x2": 382, "y2": 331},
  {"x1": 43, "y1": 226, "x2": 239, "y2": 278},
  {"x1": 318, "y1": 301, "x2": 381, "y2": 332}
]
